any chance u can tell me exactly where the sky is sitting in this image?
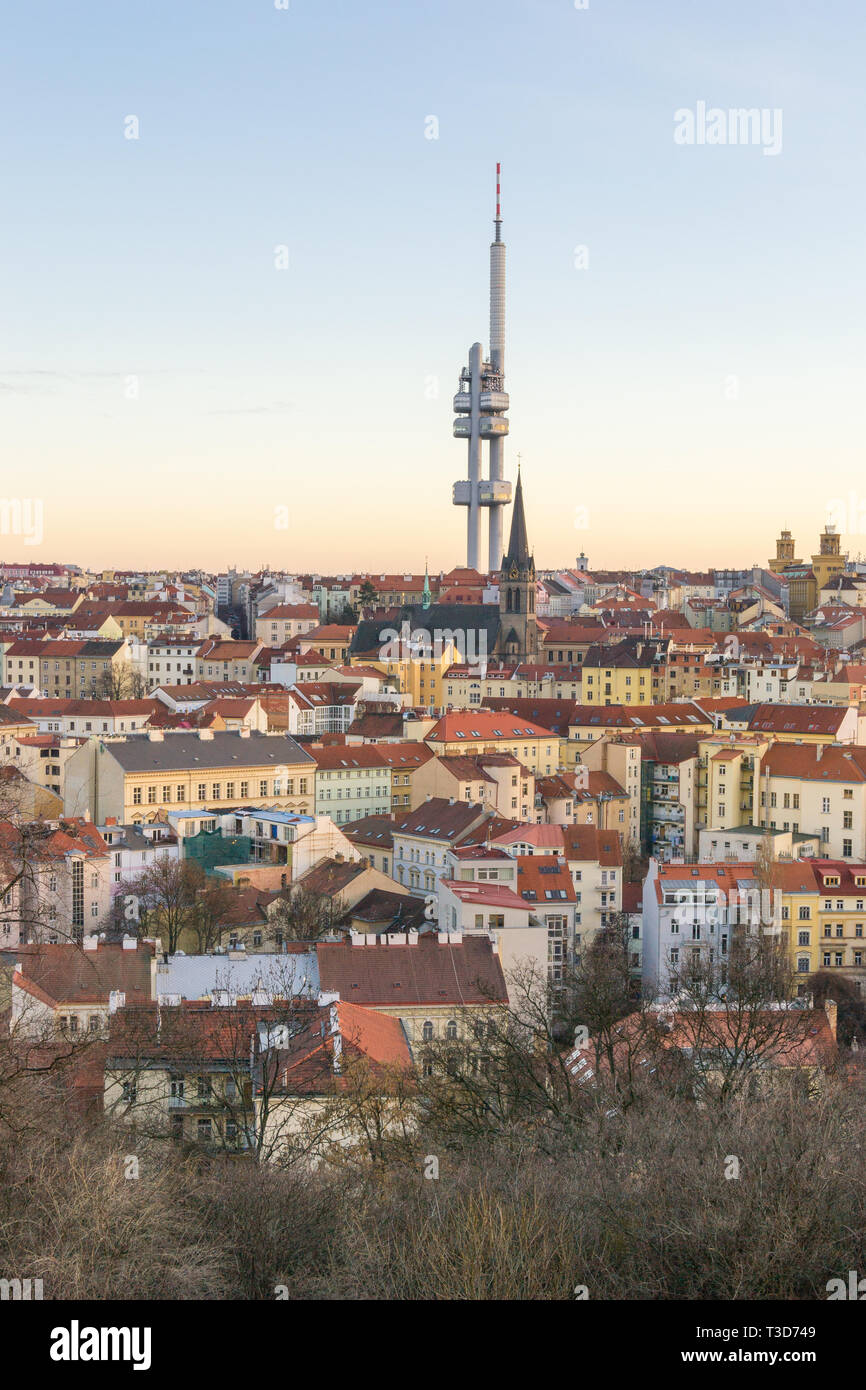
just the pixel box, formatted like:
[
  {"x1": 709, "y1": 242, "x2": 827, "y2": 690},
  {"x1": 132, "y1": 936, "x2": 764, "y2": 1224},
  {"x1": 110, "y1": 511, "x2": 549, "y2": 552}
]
[{"x1": 1, "y1": 0, "x2": 865, "y2": 575}]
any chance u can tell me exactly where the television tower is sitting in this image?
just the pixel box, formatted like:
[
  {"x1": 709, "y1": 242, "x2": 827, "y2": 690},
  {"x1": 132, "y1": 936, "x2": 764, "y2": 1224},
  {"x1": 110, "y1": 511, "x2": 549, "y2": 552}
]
[{"x1": 452, "y1": 163, "x2": 512, "y2": 573}]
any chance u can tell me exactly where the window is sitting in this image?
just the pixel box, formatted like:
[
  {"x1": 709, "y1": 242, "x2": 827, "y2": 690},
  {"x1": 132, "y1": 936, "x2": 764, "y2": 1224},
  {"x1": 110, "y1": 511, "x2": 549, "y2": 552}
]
[
  {"x1": 422, "y1": 1020, "x2": 434, "y2": 1042},
  {"x1": 446, "y1": 1020, "x2": 457, "y2": 1040},
  {"x1": 132, "y1": 787, "x2": 142, "y2": 805}
]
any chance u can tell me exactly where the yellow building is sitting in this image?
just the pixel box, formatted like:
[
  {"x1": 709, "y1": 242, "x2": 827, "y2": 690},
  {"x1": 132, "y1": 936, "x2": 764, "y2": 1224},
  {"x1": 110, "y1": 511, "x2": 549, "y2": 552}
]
[
  {"x1": 581, "y1": 638, "x2": 662, "y2": 706},
  {"x1": 424, "y1": 711, "x2": 561, "y2": 776},
  {"x1": 811, "y1": 524, "x2": 846, "y2": 592},
  {"x1": 695, "y1": 734, "x2": 770, "y2": 832},
  {"x1": 357, "y1": 639, "x2": 456, "y2": 711},
  {"x1": 811, "y1": 859, "x2": 866, "y2": 992},
  {"x1": 776, "y1": 860, "x2": 821, "y2": 985},
  {"x1": 63, "y1": 730, "x2": 316, "y2": 823},
  {"x1": 774, "y1": 523, "x2": 846, "y2": 621},
  {"x1": 768, "y1": 528, "x2": 802, "y2": 573},
  {"x1": 372, "y1": 742, "x2": 435, "y2": 813}
]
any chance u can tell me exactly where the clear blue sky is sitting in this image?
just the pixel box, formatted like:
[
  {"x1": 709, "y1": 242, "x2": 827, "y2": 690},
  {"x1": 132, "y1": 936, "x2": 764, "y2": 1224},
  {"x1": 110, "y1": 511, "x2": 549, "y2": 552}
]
[{"x1": 2, "y1": 0, "x2": 864, "y2": 572}]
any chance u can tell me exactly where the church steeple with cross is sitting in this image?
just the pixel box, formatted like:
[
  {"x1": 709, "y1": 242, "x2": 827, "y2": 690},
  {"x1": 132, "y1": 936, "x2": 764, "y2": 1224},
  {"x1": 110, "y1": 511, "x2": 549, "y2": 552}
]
[{"x1": 498, "y1": 460, "x2": 538, "y2": 661}]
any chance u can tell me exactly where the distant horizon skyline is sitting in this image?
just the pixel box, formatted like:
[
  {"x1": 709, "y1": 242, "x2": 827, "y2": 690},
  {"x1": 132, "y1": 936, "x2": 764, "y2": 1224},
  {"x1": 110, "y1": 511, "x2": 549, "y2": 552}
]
[{"x1": 5, "y1": 519, "x2": 866, "y2": 584}]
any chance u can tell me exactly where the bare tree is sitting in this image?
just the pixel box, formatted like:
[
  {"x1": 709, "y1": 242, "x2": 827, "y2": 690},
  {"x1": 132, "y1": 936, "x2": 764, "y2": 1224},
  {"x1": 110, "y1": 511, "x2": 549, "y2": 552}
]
[
  {"x1": 268, "y1": 885, "x2": 342, "y2": 943},
  {"x1": 93, "y1": 662, "x2": 147, "y2": 701},
  {"x1": 123, "y1": 857, "x2": 206, "y2": 953}
]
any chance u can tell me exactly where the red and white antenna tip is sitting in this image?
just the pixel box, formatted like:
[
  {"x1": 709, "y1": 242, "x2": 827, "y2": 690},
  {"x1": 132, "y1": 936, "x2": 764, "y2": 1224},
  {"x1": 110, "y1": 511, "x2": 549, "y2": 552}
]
[{"x1": 495, "y1": 163, "x2": 501, "y2": 220}]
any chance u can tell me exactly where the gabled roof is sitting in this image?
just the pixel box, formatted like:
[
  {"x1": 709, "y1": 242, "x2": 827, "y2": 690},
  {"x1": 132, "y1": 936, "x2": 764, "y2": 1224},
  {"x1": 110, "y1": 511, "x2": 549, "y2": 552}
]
[
  {"x1": 393, "y1": 798, "x2": 486, "y2": 842},
  {"x1": 427, "y1": 711, "x2": 557, "y2": 742}
]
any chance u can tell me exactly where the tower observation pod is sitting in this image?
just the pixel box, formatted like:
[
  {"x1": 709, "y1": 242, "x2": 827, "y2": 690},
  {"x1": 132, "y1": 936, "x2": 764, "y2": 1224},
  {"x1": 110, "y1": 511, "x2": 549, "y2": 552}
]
[{"x1": 452, "y1": 163, "x2": 512, "y2": 573}]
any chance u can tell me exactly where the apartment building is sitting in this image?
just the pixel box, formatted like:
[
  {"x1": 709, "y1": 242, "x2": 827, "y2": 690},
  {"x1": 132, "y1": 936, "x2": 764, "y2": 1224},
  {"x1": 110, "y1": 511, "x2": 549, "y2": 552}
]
[
  {"x1": 758, "y1": 743, "x2": 866, "y2": 858},
  {"x1": 10, "y1": 937, "x2": 155, "y2": 1034},
  {"x1": 413, "y1": 752, "x2": 534, "y2": 822},
  {"x1": 425, "y1": 711, "x2": 560, "y2": 776},
  {"x1": 373, "y1": 742, "x2": 435, "y2": 813},
  {"x1": 8, "y1": 697, "x2": 157, "y2": 737},
  {"x1": 316, "y1": 933, "x2": 508, "y2": 1050},
  {"x1": 3, "y1": 638, "x2": 129, "y2": 697},
  {"x1": 579, "y1": 735, "x2": 643, "y2": 848},
  {"x1": 285, "y1": 682, "x2": 360, "y2": 737},
  {"x1": 391, "y1": 797, "x2": 490, "y2": 894},
  {"x1": 309, "y1": 744, "x2": 391, "y2": 825},
  {"x1": 580, "y1": 637, "x2": 667, "y2": 706},
  {"x1": 642, "y1": 860, "x2": 781, "y2": 999},
  {"x1": 0, "y1": 818, "x2": 113, "y2": 945},
  {"x1": 635, "y1": 732, "x2": 698, "y2": 862},
  {"x1": 196, "y1": 639, "x2": 264, "y2": 684},
  {"x1": 63, "y1": 730, "x2": 316, "y2": 824},
  {"x1": 146, "y1": 635, "x2": 200, "y2": 688},
  {"x1": 254, "y1": 603, "x2": 319, "y2": 645},
  {"x1": 812, "y1": 860, "x2": 866, "y2": 992}
]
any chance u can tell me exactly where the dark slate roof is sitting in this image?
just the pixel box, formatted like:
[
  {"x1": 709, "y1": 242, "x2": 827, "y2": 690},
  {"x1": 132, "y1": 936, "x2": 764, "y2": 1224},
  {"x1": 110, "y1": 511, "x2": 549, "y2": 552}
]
[
  {"x1": 100, "y1": 731, "x2": 314, "y2": 772},
  {"x1": 351, "y1": 605, "x2": 501, "y2": 662},
  {"x1": 502, "y1": 467, "x2": 531, "y2": 570}
]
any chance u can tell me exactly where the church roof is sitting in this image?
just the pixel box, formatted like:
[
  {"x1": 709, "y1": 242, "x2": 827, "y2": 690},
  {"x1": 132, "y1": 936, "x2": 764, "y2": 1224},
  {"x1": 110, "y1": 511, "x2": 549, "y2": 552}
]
[{"x1": 501, "y1": 469, "x2": 532, "y2": 571}]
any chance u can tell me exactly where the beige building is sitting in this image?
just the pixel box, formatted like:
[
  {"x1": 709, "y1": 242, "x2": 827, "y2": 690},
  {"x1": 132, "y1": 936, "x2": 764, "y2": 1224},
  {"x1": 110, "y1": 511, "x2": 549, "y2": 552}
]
[
  {"x1": 3, "y1": 638, "x2": 130, "y2": 697},
  {"x1": 758, "y1": 743, "x2": 866, "y2": 859},
  {"x1": 254, "y1": 603, "x2": 319, "y2": 645},
  {"x1": 10, "y1": 937, "x2": 154, "y2": 1033},
  {"x1": 413, "y1": 752, "x2": 534, "y2": 821}
]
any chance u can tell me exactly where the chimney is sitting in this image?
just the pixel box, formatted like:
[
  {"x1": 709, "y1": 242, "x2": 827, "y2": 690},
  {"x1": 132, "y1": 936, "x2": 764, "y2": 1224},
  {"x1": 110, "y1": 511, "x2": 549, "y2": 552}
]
[
  {"x1": 82, "y1": 935, "x2": 99, "y2": 951},
  {"x1": 824, "y1": 997, "x2": 838, "y2": 1041},
  {"x1": 147, "y1": 730, "x2": 164, "y2": 742},
  {"x1": 198, "y1": 729, "x2": 215, "y2": 741},
  {"x1": 121, "y1": 935, "x2": 137, "y2": 950},
  {"x1": 815, "y1": 744, "x2": 824, "y2": 762}
]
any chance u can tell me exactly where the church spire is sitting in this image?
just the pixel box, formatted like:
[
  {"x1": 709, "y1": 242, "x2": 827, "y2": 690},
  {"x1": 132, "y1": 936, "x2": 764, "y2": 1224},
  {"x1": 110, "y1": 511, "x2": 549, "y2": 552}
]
[
  {"x1": 422, "y1": 560, "x2": 431, "y2": 610},
  {"x1": 502, "y1": 461, "x2": 531, "y2": 570}
]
